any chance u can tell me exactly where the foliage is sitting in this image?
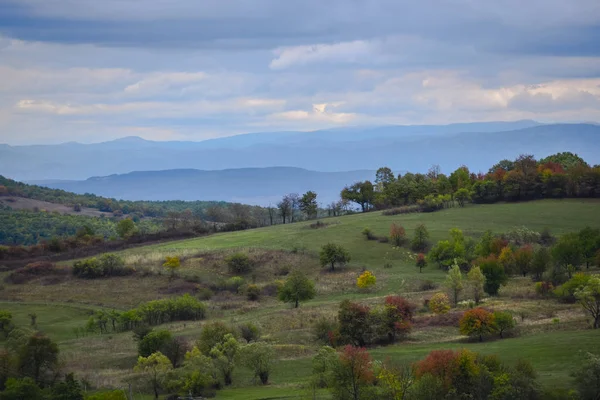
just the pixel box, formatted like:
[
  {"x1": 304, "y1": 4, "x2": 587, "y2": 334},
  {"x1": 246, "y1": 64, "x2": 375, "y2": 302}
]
[
  {"x1": 498, "y1": 246, "x2": 516, "y2": 275},
  {"x1": 319, "y1": 243, "x2": 351, "y2": 271},
  {"x1": 477, "y1": 256, "x2": 508, "y2": 295},
  {"x1": 338, "y1": 300, "x2": 372, "y2": 347},
  {"x1": 459, "y1": 308, "x2": 497, "y2": 342},
  {"x1": 574, "y1": 276, "x2": 600, "y2": 329},
  {"x1": 555, "y1": 273, "x2": 592, "y2": 303},
  {"x1": 429, "y1": 293, "x2": 451, "y2": 314},
  {"x1": 340, "y1": 181, "x2": 375, "y2": 212},
  {"x1": 328, "y1": 346, "x2": 375, "y2": 400},
  {"x1": 531, "y1": 247, "x2": 551, "y2": 280},
  {"x1": 240, "y1": 342, "x2": 275, "y2": 385},
  {"x1": 128, "y1": 294, "x2": 206, "y2": 328},
  {"x1": 162, "y1": 256, "x2": 181, "y2": 276},
  {"x1": 428, "y1": 228, "x2": 472, "y2": 270},
  {"x1": 0, "y1": 377, "x2": 44, "y2": 400},
  {"x1": 49, "y1": 374, "x2": 84, "y2": 400},
  {"x1": 389, "y1": 224, "x2": 407, "y2": 247},
  {"x1": 377, "y1": 296, "x2": 415, "y2": 343},
  {"x1": 455, "y1": 188, "x2": 471, "y2": 207},
  {"x1": 313, "y1": 318, "x2": 339, "y2": 346},
  {"x1": 133, "y1": 352, "x2": 172, "y2": 400},
  {"x1": 356, "y1": 270, "x2": 376, "y2": 289},
  {"x1": 238, "y1": 322, "x2": 260, "y2": 343},
  {"x1": 578, "y1": 227, "x2": 600, "y2": 267},
  {"x1": 467, "y1": 266, "x2": 486, "y2": 304},
  {"x1": 138, "y1": 330, "x2": 173, "y2": 357},
  {"x1": 415, "y1": 253, "x2": 427, "y2": 273},
  {"x1": 84, "y1": 391, "x2": 127, "y2": 400},
  {"x1": 209, "y1": 333, "x2": 240, "y2": 386},
  {"x1": 72, "y1": 254, "x2": 132, "y2": 279},
  {"x1": 197, "y1": 322, "x2": 237, "y2": 355},
  {"x1": 17, "y1": 333, "x2": 59, "y2": 386},
  {"x1": 444, "y1": 262, "x2": 464, "y2": 306},
  {"x1": 225, "y1": 253, "x2": 253, "y2": 274},
  {"x1": 311, "y1": 346, "x2": 337, "y2": 388},
  {"x1": 115, "y1": 218, "x2": 136, "y2": 239},
  {"x1": 552, "y1": 233, "x2": 583, "y2": 272},
  {"x1": 0, "y1": 311, "x2": 13, "y2": 338},
  {"x1": 361, "y1": 227, "x2": 376, "y2": 241},
  {"x1": 572, "y1": 352, "x2": 600, "y2": 400},
  {"x1": 299, "y1": 191, "x2": 318, "y2": 219},
  {"x1": 411, "y1": 224, "x2": 430, "y2": 252},
  {"x1": 278, "y1": 270, "x2": 316, "y2": 308},
  {"x1": 493, "y1": 311, "x2": 516, "y2": 338},
  {"x1": 514, "y1": 245, "x2": 533, "y2": 277},
  {"x1": 245, "y1": 284, "x2": 261, "y2": 301}
]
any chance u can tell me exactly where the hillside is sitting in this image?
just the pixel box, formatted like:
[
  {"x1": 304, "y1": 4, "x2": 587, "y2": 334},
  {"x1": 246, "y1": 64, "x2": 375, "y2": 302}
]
[
  {"x1": 1, "y1": 199, "x2": 599, "y2": 399},
  {"x1": 2, "y1": 122, "x2": 599, "y2": 181},
  {"x1": 32, "y1": 167, "x2": 375, "y2": 205}
]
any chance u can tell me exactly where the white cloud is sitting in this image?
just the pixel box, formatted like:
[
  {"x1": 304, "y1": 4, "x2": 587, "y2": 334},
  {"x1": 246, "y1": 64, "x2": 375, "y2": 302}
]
[
  {"x1": 270, "y1": 40, "x2": 375, "y2": 69},
  {"x1": 124, "y1": 72, "x2": 208, "y2": 96}
]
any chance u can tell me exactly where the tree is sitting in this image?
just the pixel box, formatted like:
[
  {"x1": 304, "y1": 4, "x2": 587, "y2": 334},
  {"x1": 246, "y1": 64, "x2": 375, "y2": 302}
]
[
  {"x1": 197, "y1": 322, "x2": 237, "y2": 354},
  {"x1": 574, "y1": 276, "x2": 600, "y2": 329},
  {"x1": 572, "y1": 352, "x2": 600, "y2": 400},
  {"x1": 552, "y1": 233, "x2": 583, "y2": 276},
  {"x1": 0, "y1": 378, "x2": 44, "y2": 400},
  {"x1": 379, "y1": 296, "x2": 415, "y2": 343},
  {"x1": 459, "y1": 308, "x2": 497, "y2": 342},
  {"x1": 411, "y1": 224, "x2": 430, "y2": 252},
  {"x1": 115, "y1": 218, "x2": 136, "y2": 239},
  {"x1": 240, "y1": 342, "x2": 275, "y2": 385},
  {"x1": 0, "y1": 311, "x2": 13, "y2": 338},
  {"x1": 138, "y1": 330, "x2": 173, "y2": 357},
  {"x1": 389, "y1": 224, "x2": 406, "y2": 247},
  {"x1": 493, "y1": 311, "x2": 515, "y2": 338},
  {"x1": 338, "y1": 300, "x2": 372, "y2": 347},
  {"x1": 514, "y1": 245, "x2": 533, "y2": 277},
  {"x1": 49, "y1": 373, "x2": 84, "y2": 400},
  {"x1": 278, "y1": 270, "x2": 316, "y2": 308},
  {"x1": 277, "y1": 195, "x2": 292, "y2": 224},
  {"x1": 330, "y1": 346, "x2": 375, "y2": 400},
  {"x1": 531, "y1": 247, "x2": 551, "y2": 281},
  {"x1": 375, "y1": 167, "x2": 395, "y2": 189},
  {"x1": 209, "y1": 333, "x2": 240, "y2": 386},
  {"x1": 454, "y1": 188, "x2": 470, "y2": 207},
  {"x1": 498, "y1": 246, "x2": 516, "y2": 275},
  {"x1": 299, "y1": 191, "x2": 318, "y2": 219},
  {"x1": 444, "y1": 262, "x2": 463, "y2": 306},
  {"x1": 225, "y1": 253, "x2": 253, "y2": 274},
  {"x1": 467, "y1": 266, "x2": 485, "y2": 304},
  {"x1": 478, "y1": 256, "x2": 508, "y2": 295},
  {"x1": 341, "y1": 181, "x2": 375, "y2": 212},
  {"x1": 356, "y1": 271, "x2": 376, "y2": 290},
  {"x1": 320, "y1": 243, "x2": 351, "y2": 271},
  {"x1": 415, "y1": 253, "x2": 427, "y2": 273},
  {"x1": 133, "y1": 352, "x2": 172, "y2": 400},
  {"x1": 429, "y1": 293, "x2": 451, "y2": 314},
  {"x1": 162, "y1": 256, "x2": 180, "y2": 278},
  {"x1": 17, "y1": 333, "x2": 59, "y2": 386},
  {"x1": 579, "y1": 227, "x2": 600, "y2": 268}
]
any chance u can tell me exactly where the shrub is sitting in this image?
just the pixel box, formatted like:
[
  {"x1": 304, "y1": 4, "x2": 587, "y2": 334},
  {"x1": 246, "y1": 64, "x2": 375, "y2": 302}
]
[
  {"x1": 338, "y1": 300, "x2": 372, "y2": 347},
  {"x1": 505, "y1": 226, "x2": 541, "y2": 245},
  {"x1": 356, "y1": 271, "x2": 376, "y2": 289},
  {"x1": 72, "y1": 254, "x2": 132, "y2": 279},
  {"x1": 162, "y1": 256, "x2": 181, "y2": 277},
  {"x1": 73, "y1": 258, "x2": 103, "y2": 279},
  {"x1": 197, "y1": 322, "x2": 237, "y2": 354},
  {"x1": 390, "y1": 224, "x2": 406, "y2": 247},
  {"x1": 138, "y1": 330, "x2": 173, "y2": 357},
  {"x1": 418, "y1": 280, "x2": 437, "y2": 291},
  {"x1": 534, "y1": 281, "x2": 554, "y2": 297},
  {"x1": 196, "y1": 287, "x2": 214, "y2": 300},
  {"x1": 411, "y1": 224, "x2": 430, "y2": 252},
  {"x1": 245, "y1": 284, "x2": 261, "y2": 301},
  {"x1": 554, "y1": 273, "x2": 591, "y2": 303},
  {"x1": 238, "y1": 322, "x2": 260, "y2": 343},
  {"x1": 459, "y1": 308, "x2": 497, "y2": 342},
  {"x1": 132, "y1": 294, "x2": 206, "y2": 327},
  {"x1": 313, "y1": 318, "x2": 338, "y2": 345},
  {"x1": 429, "y1": 293, "x2": 451, "y2": 314},
  {"x1": 85, "y1": 391, "x2": 128, "y2": 400},
  {"x1": 224, "y1": 276, "x2": 245, "y2": 293},
  {"x1": 415, "y1": 253, "x2": 427, "y2": 273},
  {"x1": 361, "y1": 228, "x2": 376, "y2": 240},
  {"x1": 225, "y1": 253, "x2": 253, "y2": 274}
]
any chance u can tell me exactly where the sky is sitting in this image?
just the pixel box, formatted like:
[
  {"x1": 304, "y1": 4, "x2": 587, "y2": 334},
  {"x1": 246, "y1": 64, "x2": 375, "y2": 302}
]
[{"x1": 1, "y1": 0, "x2": 600, "y2": 144}]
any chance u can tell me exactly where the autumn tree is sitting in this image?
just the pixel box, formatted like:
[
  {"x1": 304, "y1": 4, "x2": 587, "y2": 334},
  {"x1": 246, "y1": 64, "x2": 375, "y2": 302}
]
[
  {"x1": 459, "y1": 308, "x2": 497, "y2": 342},
  {"x1": 429, "y1": 293, "x2": 451, "y2": 314},
  {"x1": 415, "y1": 253, "x2": 427, "y2": 273},
  {"x1": 498, "y1": 247, "x2": 516, "y2": 275},
  {"x1": 330, "y1": 346, "x2": 375, "y2": 400},
  {"x1": 338, "y1": 300, "x2": 372, "y2": 347},
  {"x1": 320, "y1": 243, "x2": 351, "y2": 271},
  {"x1": 134, "y1": 352, "x2": 173, "y2": 400},
  {"x1": 514, "y1": 245, "x2": 533, "y2": 277},
  {"x1": 444, "y1": 262, "x2": 463, "y2": 306},
  {"x1": 278, "y1": 270, "x2": 316, "y2": 308},
  {"x1": 377, "y1": 296, "x2": 415, "y2": 343},
  {"x1": 162, "y1": 256, "x2": 181, "y2": 278},
  {"x1": 299, "y1": 191, "x2": 318, "y2": 219},
  {"x1": 390, "y1": 224, "x2": 406, "y2": 247},
  {"x1": 356, "y1": 271, "x2": 376, "y2": 290}
]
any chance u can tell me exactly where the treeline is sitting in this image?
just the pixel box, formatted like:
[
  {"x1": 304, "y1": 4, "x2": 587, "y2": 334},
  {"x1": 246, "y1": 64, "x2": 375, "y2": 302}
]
[{"x1": 341, "y1": 152, "x2": 600, "y2": 211}]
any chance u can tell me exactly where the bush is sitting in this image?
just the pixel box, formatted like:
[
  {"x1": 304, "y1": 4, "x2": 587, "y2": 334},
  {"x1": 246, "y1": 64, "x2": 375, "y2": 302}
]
[
  {"x1": 238, "y1": 322, "x2": 261, "y2": 343},
  {"x1": 197, "y1": 322, "x2": 237, "y2": 354},
  {"x1": 313, "y1": 318, "x2": 338, "y2": 345},
  {"x1": 196, "y1": 287, "x2": 214, "y2": 300},
  {"x1": 361, "y1": 228, "x2": 377, "y2": 240},
  {"x1": 138, "y1": 330, "x2": 173, "y2": 357},
  {"x1": 85, "y1": 391, "x2": 128, "y2": 400},
  {"x1": 356, "y1": 271, "x2": 376, "y2": 289},
  {"x1": 73, "y1": 258, "x2": 103, "y2": 279},
  {"x1": 224, "y1": 276, "x2": 245, "y2": 293},
  {"x1": 390, "y1": 224, "x2": 406, "y2": 247},
  {"x1": 429, "y1": 293, "x2": 451, "y2": 314},
  {"x1": 554, "y1": 273, "x2": 591, "y2": 303},
  {"x1": 72, "y1": 254, "x2": 132, "y2": 279},
  {"x1": 245, "y1": 284, "x2": 261, "y2": 301},
  {"x1": 226, "y1": 253, "x2": 253, "y2": 274},
  {"x1": 534, "y1": 281, "x2": 554, "y2": 297},
  {"x1": 132, "y1": 294, "x2": 206, "y2": 327}
]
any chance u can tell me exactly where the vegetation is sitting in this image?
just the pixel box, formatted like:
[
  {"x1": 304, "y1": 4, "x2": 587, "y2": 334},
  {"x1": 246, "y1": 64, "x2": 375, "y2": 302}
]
[{"x1": 277, "y1": 271, "x2": 316, "y2": 308}]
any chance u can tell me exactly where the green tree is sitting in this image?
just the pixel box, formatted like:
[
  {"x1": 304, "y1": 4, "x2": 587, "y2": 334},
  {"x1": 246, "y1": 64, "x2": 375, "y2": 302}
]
[
  {"x1": 278, "y1": 270, "x2": 316, "y2": 308},
  {"x1": 444, "y1": 262, "x2": 463, "y2": 306},
  {"x1": 138, "y1": 330, "x2": 173, "y2": 357},
  {"x1": 574, "y1": 276, "x2": 600, "y2": 329},
  {"x1": 0, "y1": 311, "x2": 13, "y2": 338},
  {"x1": 493, "y1": 311, "x2": 515, "y2": 338},
  {"x1": 572, "y1": 352, "x2": 600, "y2": 400},
  {"x1": 209, "y1": 333, "x2": 240, "y2": 386},
  {"x1": 17, "y1": 333, "x2": 59, "y2": 386},
  {"x1": 579, "y1": 227, "x2": 600, "y2": 268},
  {"x1": 552, "y1": 233, "x2": 583, "y2": 276},
  {"x1": 467, "y1": 266, "x2": 485, "y2": 304},
  {"x1": 514, "y1": 245, "x2": 533, "y2": 277},
  {"x1": 49, "y1": 373, "x2": 84, "y2": 400},
  {"x1": 479, "y1": 257, "x2": 508, "y2": 296},
  {"x1": 133, "y1": 352, "x2": 173, "y2": 400},
  {"x1": 341, "y1": 181, "x2": 375, "y2": 212},
  {"x1": 411, "y1": 224, "x2": 430, "y2": 252},
  {"x1": 531, "y1": 247, "x2": 551, "y2": 281},
  {"x1": 454, "y1": 188, "x2": 471, "y2": 207},
  {"x1": 0, "y1": 377, "x2": 44, "y2": 400},
  {"x1": 320, "y1": 243, "x2": 351, "y2": 271},
  {"x1": 240, "y1": 342, "x2": 275, "y2": 385},
  {"x1": 197, "y1": 322, "x2": 237, "y2": 354},
  {"x1": 299, "y1": 191, "x2": 318, "y2": 219},
  {"x1": 115, "y1": 218, "x2": 136, "y2": 239}
]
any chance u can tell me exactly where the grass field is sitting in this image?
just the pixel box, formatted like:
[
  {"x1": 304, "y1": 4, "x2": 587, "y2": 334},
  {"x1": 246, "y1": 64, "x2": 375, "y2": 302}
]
[{"x1": 1, "y1": 199, "x2": 599, "y2": 399}]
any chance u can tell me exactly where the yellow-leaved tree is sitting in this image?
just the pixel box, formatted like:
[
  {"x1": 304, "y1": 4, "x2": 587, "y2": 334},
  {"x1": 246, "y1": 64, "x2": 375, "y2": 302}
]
[{"x1": 357, "y1": 271, "x2": 376, "y2": 289}]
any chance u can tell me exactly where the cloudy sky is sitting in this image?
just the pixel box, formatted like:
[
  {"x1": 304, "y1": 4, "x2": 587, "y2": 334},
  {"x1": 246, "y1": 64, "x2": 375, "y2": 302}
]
[{"x1": 1, "y1": 0, "x2": 599, "y2": 144}]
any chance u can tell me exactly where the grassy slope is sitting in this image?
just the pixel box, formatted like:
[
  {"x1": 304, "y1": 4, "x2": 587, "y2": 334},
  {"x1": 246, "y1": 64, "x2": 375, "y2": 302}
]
[{"x1": 2, "y1": 199, "x2": 600, "y2": 399}]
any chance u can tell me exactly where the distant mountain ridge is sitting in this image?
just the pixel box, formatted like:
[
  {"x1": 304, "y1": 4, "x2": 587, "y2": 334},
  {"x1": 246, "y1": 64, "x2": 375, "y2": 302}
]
[
  {"x1": 2, "y1": 121, "x2": 599, "y2": 182},
  {"x1": 32, "y1": 167, "x2": 376, "y2": 205}
]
